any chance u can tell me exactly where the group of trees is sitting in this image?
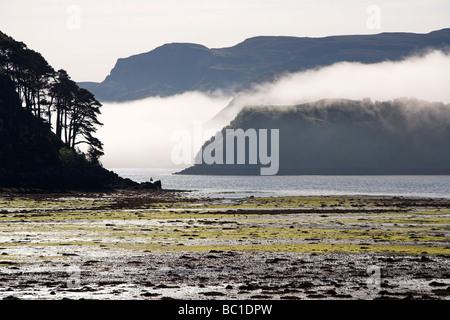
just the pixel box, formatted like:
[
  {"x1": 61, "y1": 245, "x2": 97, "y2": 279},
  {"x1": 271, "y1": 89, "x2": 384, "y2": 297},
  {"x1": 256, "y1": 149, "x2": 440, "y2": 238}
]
[{"x1": 0, "y1": 31, "x2": 103, "y2": 164}]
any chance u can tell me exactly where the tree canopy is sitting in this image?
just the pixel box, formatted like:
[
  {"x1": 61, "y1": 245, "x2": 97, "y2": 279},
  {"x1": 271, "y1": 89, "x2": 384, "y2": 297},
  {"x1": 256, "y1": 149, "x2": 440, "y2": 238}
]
[{"x1": 0, "y1": 31, "x2": 103, "y2": 164}]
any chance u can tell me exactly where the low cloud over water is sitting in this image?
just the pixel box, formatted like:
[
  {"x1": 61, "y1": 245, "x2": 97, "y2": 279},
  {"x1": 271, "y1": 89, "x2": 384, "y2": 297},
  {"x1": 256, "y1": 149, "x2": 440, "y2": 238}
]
[{"x1": 98, "y1": 50, "x2": 450, "y2": 169}]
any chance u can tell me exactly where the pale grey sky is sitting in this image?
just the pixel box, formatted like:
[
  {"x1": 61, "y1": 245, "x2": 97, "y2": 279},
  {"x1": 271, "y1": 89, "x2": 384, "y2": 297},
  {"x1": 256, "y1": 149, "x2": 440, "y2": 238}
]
[{"x1": 0, "y1": 0, "x2": 449, "y2": 82}]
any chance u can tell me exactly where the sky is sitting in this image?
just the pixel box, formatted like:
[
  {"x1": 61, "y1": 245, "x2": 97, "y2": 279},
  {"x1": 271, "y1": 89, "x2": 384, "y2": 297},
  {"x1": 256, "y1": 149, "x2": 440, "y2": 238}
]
[{"x1": 0, "y1": 0, "x2": 449, "y2": 82}]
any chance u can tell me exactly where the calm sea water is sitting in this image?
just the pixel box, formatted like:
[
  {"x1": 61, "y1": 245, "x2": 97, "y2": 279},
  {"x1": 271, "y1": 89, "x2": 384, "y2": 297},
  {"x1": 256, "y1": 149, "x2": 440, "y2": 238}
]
[{"x1": 109, "y1": 168, "x2": 450, "y2": 199}]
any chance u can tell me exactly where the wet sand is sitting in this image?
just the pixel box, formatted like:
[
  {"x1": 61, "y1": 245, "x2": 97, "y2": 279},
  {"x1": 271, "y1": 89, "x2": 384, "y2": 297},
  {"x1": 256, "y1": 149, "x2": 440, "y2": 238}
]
[{"x1": 0, "y1": 190, "x2": 449, "y2": 300}]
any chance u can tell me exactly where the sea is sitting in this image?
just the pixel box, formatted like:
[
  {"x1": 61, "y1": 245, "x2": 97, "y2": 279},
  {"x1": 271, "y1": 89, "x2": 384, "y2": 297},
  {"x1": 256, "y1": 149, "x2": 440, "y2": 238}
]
[{"x1": 110, "y1": 168, "x2": 450, "y2": 199}]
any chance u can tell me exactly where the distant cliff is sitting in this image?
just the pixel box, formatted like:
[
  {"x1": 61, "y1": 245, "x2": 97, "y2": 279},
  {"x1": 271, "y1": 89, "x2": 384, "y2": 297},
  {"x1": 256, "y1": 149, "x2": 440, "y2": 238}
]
[
  {"x1": 177, "y1": 98, "x2": 450, "y2": 175},
  {"x1": 79, "y1": 29, "x2": 450, "y2": 102}
]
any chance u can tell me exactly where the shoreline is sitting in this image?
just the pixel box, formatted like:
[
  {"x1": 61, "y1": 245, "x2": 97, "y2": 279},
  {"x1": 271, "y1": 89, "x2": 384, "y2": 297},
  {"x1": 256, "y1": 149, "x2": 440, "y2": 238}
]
[{"x1": 0, "y1": 192, "x2": 448, "y2": 300}]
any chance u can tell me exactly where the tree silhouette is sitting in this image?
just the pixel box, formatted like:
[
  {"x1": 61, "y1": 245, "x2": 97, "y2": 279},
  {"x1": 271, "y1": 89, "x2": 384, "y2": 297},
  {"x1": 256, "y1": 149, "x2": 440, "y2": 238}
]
[{"x1": 0, "y1": 31, "x2": 104, "y2": 164}]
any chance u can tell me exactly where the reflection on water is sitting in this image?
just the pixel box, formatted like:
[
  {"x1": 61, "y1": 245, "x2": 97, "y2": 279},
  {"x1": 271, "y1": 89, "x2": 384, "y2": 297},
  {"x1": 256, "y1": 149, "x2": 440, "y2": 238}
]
[{"x1": 110, "y1": 168, "x2": 450, "y2": 199}]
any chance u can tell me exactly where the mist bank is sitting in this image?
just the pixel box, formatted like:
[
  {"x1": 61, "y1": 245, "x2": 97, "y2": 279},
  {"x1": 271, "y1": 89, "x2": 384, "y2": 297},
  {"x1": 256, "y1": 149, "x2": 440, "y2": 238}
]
[
  {"x1": 97, "y1": 91, "x2": 231, "y2": 168},
  {"x1": 178, "y1": 98, "x2": 450, "y2": 175},
  {"x1": 211, "y1": 49, "x2": 450, "y2": 128},
  {"x1": 96, "y1": 49, "x2": 450, "y2": 170}
]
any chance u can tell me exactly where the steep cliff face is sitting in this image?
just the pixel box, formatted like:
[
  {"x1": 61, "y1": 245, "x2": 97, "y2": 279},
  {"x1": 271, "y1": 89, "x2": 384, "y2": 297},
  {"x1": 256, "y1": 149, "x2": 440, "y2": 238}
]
[
  {"x1": 177, "y1": 98, "x2": 450, "y2": 175},
  {"x1": 79, "y1": 29, "x2": 450, "y2": 101}
]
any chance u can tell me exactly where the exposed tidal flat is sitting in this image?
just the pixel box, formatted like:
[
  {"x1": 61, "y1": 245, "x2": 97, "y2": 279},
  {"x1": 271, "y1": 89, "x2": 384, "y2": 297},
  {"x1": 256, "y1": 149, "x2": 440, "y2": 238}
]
[{"x1": 0, "y1": 190, "x2": 449, "y2": 300}]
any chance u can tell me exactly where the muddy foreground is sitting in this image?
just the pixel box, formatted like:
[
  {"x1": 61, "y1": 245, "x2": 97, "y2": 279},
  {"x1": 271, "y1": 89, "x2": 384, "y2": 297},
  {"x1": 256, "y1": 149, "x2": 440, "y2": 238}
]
[{"x1": 0, "y1": 190, "x2": 449, "y2": 300}]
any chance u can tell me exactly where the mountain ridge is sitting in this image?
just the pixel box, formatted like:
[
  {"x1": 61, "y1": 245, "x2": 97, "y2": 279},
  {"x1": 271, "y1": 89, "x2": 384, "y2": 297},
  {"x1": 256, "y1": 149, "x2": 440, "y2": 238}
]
[{"x1": 79, "y1": 28, "x2": 450, "y2": 102}]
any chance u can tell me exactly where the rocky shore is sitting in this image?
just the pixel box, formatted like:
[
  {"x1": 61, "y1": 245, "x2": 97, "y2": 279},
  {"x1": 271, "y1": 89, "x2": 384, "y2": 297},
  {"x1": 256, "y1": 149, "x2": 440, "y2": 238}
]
[{"x1": 0, "y1": 192, "x2": 448, "y2": 300}]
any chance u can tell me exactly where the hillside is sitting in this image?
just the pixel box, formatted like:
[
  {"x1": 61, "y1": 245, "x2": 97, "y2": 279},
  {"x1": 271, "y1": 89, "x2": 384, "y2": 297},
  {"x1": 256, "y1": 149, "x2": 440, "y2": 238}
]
[
  {"x1": 176, "y1": 98, "x2": 450, "y2": 175},
  {"x1": 0, "y1": 31, "x2": 158, "y2": 190},
  {"x1": 0, "y1": 73, "x2": 138, "y2": 190},
  {"x1": 79, "y1": 29, "x2": 450, "y2": 101}
]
